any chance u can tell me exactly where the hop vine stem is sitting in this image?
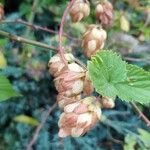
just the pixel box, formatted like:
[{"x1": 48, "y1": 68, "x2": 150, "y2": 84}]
[{"x1": 58, "y1": 0, "x2": 76, "y2": 66}]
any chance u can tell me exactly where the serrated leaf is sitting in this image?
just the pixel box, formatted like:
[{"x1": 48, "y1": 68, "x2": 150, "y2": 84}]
[
  {"x1": 0, "y1": 75, "x2": 21, "y2": 101},
  {"x1": 88, "y1": 50, "x2": 150, "y2": 104},
  {"x1": 14, "y1": 115, "x2": 39, "y2": 126},
  {"x1": 115, "y1": 64, "x2": 150, "y2": 103},
  {"x1": 88, "y1": 50, "x2": 127, "y2": 98}
]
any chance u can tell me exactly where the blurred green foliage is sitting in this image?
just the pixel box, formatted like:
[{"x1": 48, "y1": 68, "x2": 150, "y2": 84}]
[
  {"x1": 0, "y1": 0, "x2": 150, "y2": 150},
  {"x1": 0, "y1": 75, "x2": 21, "y2": 101}
]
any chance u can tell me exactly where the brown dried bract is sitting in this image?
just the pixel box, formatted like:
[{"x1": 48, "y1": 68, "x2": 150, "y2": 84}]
[
  {"x1": 83, "y1": 71, "x2": 94, "y2": 96},
  {"x1": 70, "y1": 0, "x2": 90, "y2": 22},
  {"x1": 100, "y1": 96, "x2": 115, "y2": 108},
  {"x1": 95, "y1": 1, "x2": 114, "y2": 28},
  {"x1": 48, "y1": 53, "x2": 74, "y2": 77},
  {"x1": 54, "y1": 63, "x2": 85, "y2": 97},
  {"x1": 58, "y1": 97, "x2": 101, "y2": 137},
  {"x1": 82, "y1": 25, "x2": 107, "y2": 58},
  {"x1": 57, "y1": 94, "x2": 81, "y2": 108}
]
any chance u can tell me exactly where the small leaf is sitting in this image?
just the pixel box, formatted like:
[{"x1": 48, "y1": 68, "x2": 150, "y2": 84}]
[
  {"x1": 14, "y1": 115, "x2": 40, "y2": 126},
  {"x1": 88, "y1": 50, "x2": 150, "y2": 104},
  {"x1": 120, "y1": 15, "x2": 130, "y2": 32},
  {"x1": 0, "y1": 51, "x2": 7, "y2": 69},
  {"x1": 0, "y1": 75, "x2": 21, "y2": 101}
]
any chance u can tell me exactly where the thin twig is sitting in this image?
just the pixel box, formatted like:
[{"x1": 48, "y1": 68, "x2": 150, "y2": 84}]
[
  {"x1": 58, "y1": 0, "x2": 76, "y2": 66},
  {"x1": 124, "y1": 57, "x2": 150, "y2": 64},
  {"x1": 0, "y1": 19, "x2": 79, "y2": 41},
  {"x1": 0, "y1": 30, "x2": 57, "y2": 51},
  {"x1": 131, "y1": 102, "x2": 150, "y2": 127},
  {"x1": 26, "y1": 103, "x2": 57, "y2": 150}
]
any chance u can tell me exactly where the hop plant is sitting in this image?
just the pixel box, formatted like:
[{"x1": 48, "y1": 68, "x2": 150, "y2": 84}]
[
  {"x1": 0, "y1": 0, "x2": 149, "y2": 144},
  {"x1": 48, "y1": 52, "x2": 104, "y2": 137},
  {"x1": 48, "y1": 0, "x2": 150, "y2": 138},
  {"x1": 95, "y1": 0, "x2": 114, "y2": 27},
  {"x1": 82, "y1": 25, "x2": 107, "y2": 58},
  {"x1": 47, "y1": 0, "x2": 115, "y2": 138},
  {"x1": 70, "y1": 0, "x2": 90, "y2": 22}
]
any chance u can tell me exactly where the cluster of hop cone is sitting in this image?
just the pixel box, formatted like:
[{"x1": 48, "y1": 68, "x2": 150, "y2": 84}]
[{"x1": 48, "y1": 0, "x2": 114, "y2": 137}]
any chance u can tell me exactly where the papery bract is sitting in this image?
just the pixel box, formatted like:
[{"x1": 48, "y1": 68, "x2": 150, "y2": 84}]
[
  {"x1": 82, "y1": 25, "x2": 107, "y2": 58},
  {"x1": 70, "y1": 0, "x2": 90, "y2": 22},
  {"x1": 95, "y1": 1, "x2": 114, "y2": 28},
  {"x1": 58, "y1": 97, "x2": 102, "y2": 137}
]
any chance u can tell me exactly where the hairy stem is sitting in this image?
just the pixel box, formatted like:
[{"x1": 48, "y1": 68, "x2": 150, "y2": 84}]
[
  {"x1": 58, "y1": 0, "x2": 76, "y2": 66},
  {"x1": 131, "y1": 102, "x2": 150, "y2": 127}
]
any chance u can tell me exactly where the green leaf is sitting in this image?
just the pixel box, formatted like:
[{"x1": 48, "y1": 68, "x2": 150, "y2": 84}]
[
  {"x1": 124, "y1": 134, "x2": 136, "y2": 150},
  {"x1": 0, "y1": 75, "x2": 21, "y2": 101},
  {"x1": 14, "y1": 115, "x2": 40, "y2": 126},
  {"x1": 88, "y1": 50, "x2": 127, "y2": 98},
  {"x1": 88, "y1": 50, "x2": 150, "y2": 104},
  {"x1": 115, "y1": 64, "x2": 150, "y2": 103}
]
